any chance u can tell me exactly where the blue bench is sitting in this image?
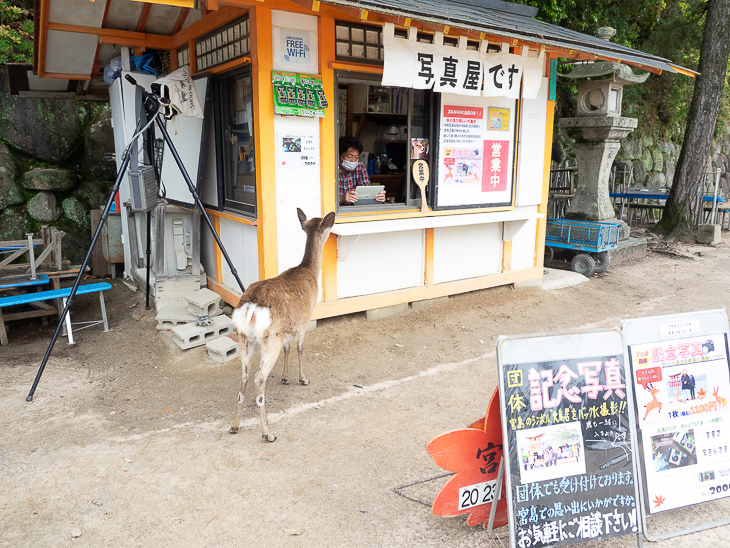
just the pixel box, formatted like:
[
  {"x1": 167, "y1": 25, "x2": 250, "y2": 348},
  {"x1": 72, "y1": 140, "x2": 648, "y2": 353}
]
[{"x1": 0, "y1": 282, "x2": 112, "y2": 346}]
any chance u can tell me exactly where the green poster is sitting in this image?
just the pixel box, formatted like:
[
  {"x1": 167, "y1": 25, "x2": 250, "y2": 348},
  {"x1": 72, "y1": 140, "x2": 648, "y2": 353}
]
[{"x1": 272, "y1": 71, "x2": 328, "y2": 118}]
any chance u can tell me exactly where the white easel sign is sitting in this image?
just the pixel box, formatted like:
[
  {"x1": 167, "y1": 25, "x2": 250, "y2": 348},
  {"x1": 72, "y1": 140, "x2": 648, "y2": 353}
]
[{"x1": 623, "y1": 309, "x2": 730, "y2": 514}]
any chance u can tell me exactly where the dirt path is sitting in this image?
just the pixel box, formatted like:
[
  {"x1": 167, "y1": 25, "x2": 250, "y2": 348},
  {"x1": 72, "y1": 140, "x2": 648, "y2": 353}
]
[{"x1": 2, "y1": 238, "x2": 730, "y2": 547}]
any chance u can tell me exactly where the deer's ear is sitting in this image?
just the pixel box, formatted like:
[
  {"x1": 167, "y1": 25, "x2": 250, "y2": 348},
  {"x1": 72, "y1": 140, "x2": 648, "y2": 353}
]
[
  {"x1": 320, "y1": 211, "x2": 335, "y2": 231},
  {"x1": 297, "y1": 208, "x2": 307, "y2": 225}
]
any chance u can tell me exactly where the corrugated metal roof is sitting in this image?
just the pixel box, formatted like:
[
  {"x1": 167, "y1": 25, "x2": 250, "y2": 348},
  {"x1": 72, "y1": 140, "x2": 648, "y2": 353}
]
[{"x1": 325, "y1": 0, "x2": 695, "y2": 75}]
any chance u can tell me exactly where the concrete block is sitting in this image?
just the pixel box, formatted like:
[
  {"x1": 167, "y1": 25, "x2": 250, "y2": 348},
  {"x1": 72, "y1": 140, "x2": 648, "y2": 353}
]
[
  {"x1": 514, "y1": 268, "x2": 587, "y2": 291},
  {"x1": 171, "y1": 322, "x2": 218, "y2": 350},
  {"x1": 212, "y1": 314, "x2": 234, "y2": 337},
  {"x1": 410, "y1": 296, "x2": 448, "y2": 312},
  {"x1": 306, "y1": 319, "x2": 317, "y2": 333},
  {"x1": 609, "y1": 237, "x2": 647, "y2": 265},
  {"x1": 697, "y1": 224, "x2": 722, "y2": 245},
  {"x1": 186, "y1": 288, "x2": 221, "y2": 317},
  {"x1": 366, "y1": 303, "x2": 408, "y2": 322},
  {"x1": 155, "y1": 306, "x2": 196, "y2": 331},
  {"x1": 207, "y1": 336, "x2": 239, "y2": 363}
]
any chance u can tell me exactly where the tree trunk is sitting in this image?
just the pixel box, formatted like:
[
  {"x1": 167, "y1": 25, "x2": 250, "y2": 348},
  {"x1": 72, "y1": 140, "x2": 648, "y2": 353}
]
[{"x1": 657, "y1": 0, "x2": 730, "y2": 238}]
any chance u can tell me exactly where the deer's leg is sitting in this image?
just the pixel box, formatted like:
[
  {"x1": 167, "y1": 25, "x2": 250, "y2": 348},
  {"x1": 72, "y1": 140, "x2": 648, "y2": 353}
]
[
  {"x1": 297, "y1": 336, "x2": 309, "y2": 386},
  {"x1": 281, "y1": 341, "x2": 290, "y2": 385},
  {"x1": 230, "y1": 335, "x2": 254, "y2": 434},
  {"x1": 255, "y1": 336, "x2": 283, "y2": 442}
]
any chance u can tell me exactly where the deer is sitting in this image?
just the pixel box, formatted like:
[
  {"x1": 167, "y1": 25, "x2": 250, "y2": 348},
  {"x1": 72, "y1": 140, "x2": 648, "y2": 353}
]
[
  {"x1": 229, "y1": 208, "x2": 335, "y2": 442},
  {"x1": 644, "y1": 383, "x2": 662, "y2": 420}
]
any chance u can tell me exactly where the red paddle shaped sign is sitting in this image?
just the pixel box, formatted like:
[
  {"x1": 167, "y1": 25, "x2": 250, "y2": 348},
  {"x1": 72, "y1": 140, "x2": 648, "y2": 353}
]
[{"x1": 426, "y1": 387, "x2": 508, "y2": 527}]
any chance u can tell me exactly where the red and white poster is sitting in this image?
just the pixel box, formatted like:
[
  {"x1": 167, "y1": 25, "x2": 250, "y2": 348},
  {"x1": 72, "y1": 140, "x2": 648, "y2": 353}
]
[
  {"x1": 435, "y1": 95, "x2": 515, "y2": 209},
  {"x1": 440, "y1": 105, "x2": 484, "y2": 187},
  {"x1": 483, "y1": 140, "x2": 509, "y2": 192}
]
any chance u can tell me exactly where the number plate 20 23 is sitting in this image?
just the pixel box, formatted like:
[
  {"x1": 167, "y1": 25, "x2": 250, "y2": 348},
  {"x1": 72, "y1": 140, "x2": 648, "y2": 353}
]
[{"x1": 458, "y1": 479, "x2": 497, "y2": 511}]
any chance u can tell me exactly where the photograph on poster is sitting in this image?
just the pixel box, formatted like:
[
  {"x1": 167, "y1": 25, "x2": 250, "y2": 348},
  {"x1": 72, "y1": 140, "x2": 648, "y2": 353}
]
[
  {"x1": 411, "y1": 138, "x2": 429, "y2": 159},
  {"x1": 488, "y1": 107, "x2": 510, "y2": 130},
  {"x1": 516, "y1": 421, "x2": 587, "y2": 484},
  {"x1": 631, "y1": 333, "x2": 729, "y2": 427},
  {"x1": 277, "y1": 134, "x2": 319, "y2": 168},
  {"x1": 282, "y1": 137, "x2": 302, "y2": 153},
  {"x1": 650, "y1": 429, "x2": 697, "y2": 472}
]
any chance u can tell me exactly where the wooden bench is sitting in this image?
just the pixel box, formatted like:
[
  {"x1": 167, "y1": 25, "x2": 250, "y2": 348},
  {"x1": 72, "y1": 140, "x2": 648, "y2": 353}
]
[{"x1": 0, "y1": 282, "x2": 112, "y2": 346}]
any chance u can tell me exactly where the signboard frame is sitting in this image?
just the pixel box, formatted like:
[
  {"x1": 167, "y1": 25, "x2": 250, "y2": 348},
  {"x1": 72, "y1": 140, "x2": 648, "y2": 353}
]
[
  {"x1": 622, "y1": 308, "x2": 730, "y2": 541},
  {"x1": 497, "y1": 328, "x2": 643, "y2": 548}
]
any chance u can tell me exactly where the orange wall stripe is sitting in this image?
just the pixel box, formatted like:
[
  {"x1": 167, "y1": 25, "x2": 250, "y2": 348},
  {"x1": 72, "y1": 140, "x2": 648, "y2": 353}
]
[
  {"x1": 425, "y1": 227, "x2": 434, "y2": 286},
  {"x1": 311, "y1": 267, "x2": 542, "y2": 320},
  {"x1": 205, "y1": 208, "x2": 258, "y2": 225},
  {"x1": 213, "y1": 215, "x2": 223, "y2": 283},
  {"x1": 502, "y1": 240, "x2": 513, "y2": 273},
  {"x1": 536, "y1": 53, "x2": 556, "y2": 268},
  {"x1": 319, "y1": 15, "x2": 338, "y2": 301},
  {"x1": 250, "y1": 5, "x2": 278, "y2": 279}
]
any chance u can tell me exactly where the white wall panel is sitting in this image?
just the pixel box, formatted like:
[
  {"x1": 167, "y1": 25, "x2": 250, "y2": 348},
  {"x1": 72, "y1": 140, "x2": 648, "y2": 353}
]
[
  {"x1": 337, "y1": 231, "x2": 425, "y2": 298},
  {"x1": 219, "y1": 219, "x2": 259, "y2": 290},
  {"x1": 516, "y1": 77, "x2": 549, "y2": 206},
  {"x1": 510, "y1": 216, "x2": 538, "y2": 271},
  {"x1": 274, "y1": 116, "x2": 321, "y2": 274},
  {"x1": 433, "y1": 224, "x2": 502, "y2": 284}
]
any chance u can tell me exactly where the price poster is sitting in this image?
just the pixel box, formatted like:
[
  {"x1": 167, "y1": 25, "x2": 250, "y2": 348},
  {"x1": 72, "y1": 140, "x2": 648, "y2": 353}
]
[
  {"x1": 278, "y1": 134, "x2": 319, "y2": 168},
  {"x1": 439, "y1": 105, "x2": 484, "y2": 187},
  {"x1": 498, "y1": 330, "x2": 641, "y2": 548},
  {"x1": 434, "y1": 95, "x2": 515, "y2": 210},
  {"x1": 624, "y1": 310, "x2": 730, "y2": 514}
]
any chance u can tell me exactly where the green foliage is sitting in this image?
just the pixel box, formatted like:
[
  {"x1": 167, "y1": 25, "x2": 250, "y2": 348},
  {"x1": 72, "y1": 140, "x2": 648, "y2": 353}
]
[
  {"x1": 0, "y1": 0, "x2": 33, "y2": 64},
  {"x1": 538, "y1": 0, "x2": 730, "y2": 163}
]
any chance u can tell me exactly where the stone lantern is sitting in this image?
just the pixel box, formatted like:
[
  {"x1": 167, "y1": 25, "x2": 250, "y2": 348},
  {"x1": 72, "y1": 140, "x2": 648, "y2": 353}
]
[{"x1": 558, "y1": 61, "x2": 649, "y2": 225}]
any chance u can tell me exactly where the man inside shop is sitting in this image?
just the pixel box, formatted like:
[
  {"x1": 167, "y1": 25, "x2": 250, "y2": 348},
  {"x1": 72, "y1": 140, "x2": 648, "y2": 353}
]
[{"x1": 339, "y1": 136, "x2": 386, "y2": 206}]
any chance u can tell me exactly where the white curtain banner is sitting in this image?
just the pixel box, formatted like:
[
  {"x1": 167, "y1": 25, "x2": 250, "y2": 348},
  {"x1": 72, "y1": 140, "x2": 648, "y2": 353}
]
[
  {"x1": 382, "y1": 23, "x2": 415, "y2": 88},
  {"x1": 482, "y1": 52, "x2": 524, "y2": 99},
  {"x1": 384, "y1": 34, "x2": 534, "y2": 99},
  {"x1": 521, "y1": 48, "x2": 546, "y2": 100}
]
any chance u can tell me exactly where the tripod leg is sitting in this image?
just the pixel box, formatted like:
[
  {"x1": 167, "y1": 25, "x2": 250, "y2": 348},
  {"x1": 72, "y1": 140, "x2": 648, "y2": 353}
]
[
  {"x1": 26, "y1": 144, "x2": 134, "y2": 402},
  {"x1": 145, "y1": 210, "x2": 152, "y2": 310},
  {"x1": 155, "y1": 115, "x2": 246, "y2": 294}
]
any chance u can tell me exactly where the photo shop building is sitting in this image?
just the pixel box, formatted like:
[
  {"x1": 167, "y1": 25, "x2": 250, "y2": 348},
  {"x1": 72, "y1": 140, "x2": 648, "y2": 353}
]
[{"x1": 32, "y1": 0, "x2": 692, "y2": 319}]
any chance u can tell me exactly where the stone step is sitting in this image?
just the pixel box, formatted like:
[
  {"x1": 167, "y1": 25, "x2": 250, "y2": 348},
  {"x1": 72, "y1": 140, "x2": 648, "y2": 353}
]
[{"x1": 207, "y1": 336, "x2": 239, "y2": 363}]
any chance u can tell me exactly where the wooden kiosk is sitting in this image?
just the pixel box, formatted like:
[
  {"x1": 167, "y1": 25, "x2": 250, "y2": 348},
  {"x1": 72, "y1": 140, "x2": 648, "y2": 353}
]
[{"x1": 32, "y1": 0, "x2": 693, "y2": 320}]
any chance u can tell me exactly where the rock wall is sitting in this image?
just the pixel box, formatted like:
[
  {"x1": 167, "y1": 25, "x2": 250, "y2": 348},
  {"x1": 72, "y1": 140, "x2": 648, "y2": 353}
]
[
  {"x1": 0, "y1": 66, "x2": 116, "y2": 264},
  {"x1": 555, "y1": 119, "x2": 730, "y2": 195}
]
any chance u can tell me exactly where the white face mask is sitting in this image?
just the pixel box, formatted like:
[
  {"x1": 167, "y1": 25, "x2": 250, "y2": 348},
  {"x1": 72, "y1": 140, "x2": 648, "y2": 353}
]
[{"x1": 341, "y1": 159, "x2": 359, "y2": 171}]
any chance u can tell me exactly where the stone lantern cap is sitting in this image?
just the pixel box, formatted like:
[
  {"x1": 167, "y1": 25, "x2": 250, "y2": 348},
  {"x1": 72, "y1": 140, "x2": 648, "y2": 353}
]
[{"x1": 560, "y1": 61, "x2": 650, "y2": 85}]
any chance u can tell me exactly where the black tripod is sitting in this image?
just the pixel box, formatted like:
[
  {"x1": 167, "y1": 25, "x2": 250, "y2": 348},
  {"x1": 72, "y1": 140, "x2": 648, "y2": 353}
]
[{"x1": 26, "y1": 75, "x2": 246, "y2": 401}]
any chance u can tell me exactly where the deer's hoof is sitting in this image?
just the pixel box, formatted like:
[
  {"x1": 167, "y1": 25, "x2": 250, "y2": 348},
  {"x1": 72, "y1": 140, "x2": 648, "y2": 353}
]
[
  {"x1": 229, "y1": 426, "x2": 239, "y2": 434},
  {"x1": 263, "y1": 434, "x2": 277, "y2": 442},
  {"x1": 300, "y1": 379, "x2": 310, "y2": 386},
  {"x1": 281, "y1": 378, "x2": 290, "y2": 385}
]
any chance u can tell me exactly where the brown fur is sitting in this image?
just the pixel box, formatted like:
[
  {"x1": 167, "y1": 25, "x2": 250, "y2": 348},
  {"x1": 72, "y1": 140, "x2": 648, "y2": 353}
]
[{"x1": 230, "y1": 208, "x2": 335, "y2": 441}]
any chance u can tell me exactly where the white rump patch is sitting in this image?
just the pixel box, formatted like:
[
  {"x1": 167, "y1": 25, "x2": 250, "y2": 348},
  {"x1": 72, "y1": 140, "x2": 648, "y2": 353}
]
[{"x1": 232, "y1": 303, "x2": 272, "y2": 342}]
